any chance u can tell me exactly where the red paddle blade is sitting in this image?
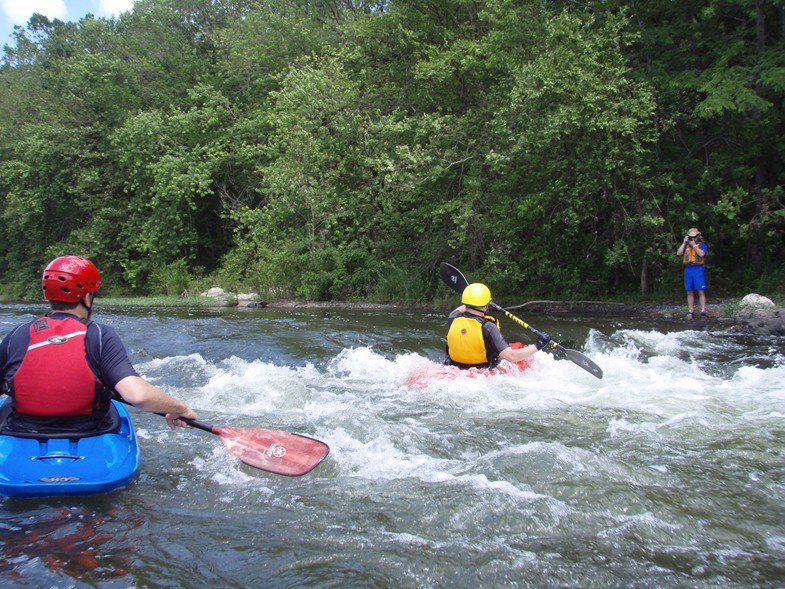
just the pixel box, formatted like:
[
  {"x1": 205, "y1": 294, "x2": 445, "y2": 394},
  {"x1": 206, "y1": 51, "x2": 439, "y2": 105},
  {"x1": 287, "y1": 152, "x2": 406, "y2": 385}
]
[{"x1": 212, "y1": 427, "x2": 329, "y2": 476}]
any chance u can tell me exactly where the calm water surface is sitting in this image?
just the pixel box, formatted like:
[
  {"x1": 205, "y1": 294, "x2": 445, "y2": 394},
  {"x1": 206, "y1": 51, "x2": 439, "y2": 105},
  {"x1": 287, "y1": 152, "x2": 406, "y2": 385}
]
[{"x1": 1, "y1": 302, "x2": 784, "y2": 588}]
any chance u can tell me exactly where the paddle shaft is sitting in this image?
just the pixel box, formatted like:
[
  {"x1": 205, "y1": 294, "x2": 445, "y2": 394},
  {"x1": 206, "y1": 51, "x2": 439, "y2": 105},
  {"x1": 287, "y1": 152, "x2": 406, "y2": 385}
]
[
  {"x1": 490, "y1": 302, "x2": 553, "y2": 344},
  {"x1": 154, "y1": 412, "x2": 216, "y2": 434}
]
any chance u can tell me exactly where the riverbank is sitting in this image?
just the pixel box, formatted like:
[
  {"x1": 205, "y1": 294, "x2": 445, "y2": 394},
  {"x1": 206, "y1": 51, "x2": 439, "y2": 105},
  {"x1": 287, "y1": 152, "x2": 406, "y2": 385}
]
[
  {"x1": 193, "y1": 286, "x2": 733, "y2": 317},
  {"x1": 250, "y1": 296, "x2": 783, "y2": 336},
  {"x1": 258, "y1": 297, "x2": 726, "y2": 319},
  {"x1": 95, "y1": 288, "x2": 783, "y2": 336}
]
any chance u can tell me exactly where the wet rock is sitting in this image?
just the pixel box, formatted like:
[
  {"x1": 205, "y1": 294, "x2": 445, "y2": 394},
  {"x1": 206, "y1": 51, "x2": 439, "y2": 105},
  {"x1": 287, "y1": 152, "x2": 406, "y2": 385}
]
[
  {"x1": 740, "y1": 293, "x2": 775, "y2": 307},
  {"x1": 200, "y1": 288, "x2": 261, "y2": 307},
  {"x1": 731, "y1": 294, "x2": 784, "y2": 336}
]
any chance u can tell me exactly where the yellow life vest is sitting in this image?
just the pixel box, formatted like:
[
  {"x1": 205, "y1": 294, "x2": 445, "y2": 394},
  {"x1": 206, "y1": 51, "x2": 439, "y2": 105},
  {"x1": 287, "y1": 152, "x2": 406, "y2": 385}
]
[
  {"x1": 447, "y1": 314, "x2": 500, "y2": 366},
  {"x1": 683, "y1": 244, "x2": 705, "y2": 265}
]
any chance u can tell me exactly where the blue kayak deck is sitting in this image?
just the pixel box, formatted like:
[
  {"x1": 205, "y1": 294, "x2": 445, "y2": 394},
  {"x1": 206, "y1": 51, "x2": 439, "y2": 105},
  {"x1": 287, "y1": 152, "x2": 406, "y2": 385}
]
[{"x1": 0, "y1": 400, "x2": 140, "y2": 498}]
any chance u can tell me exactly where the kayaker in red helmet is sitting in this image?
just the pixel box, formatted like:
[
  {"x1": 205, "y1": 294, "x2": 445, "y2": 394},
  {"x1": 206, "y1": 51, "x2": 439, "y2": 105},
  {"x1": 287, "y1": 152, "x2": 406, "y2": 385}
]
[
  {"x1": 0, "y1": 255, "x2": 197, "y2": 434},
  {"x1": 445, "y1": 283, "x2": 552, "y2": 369}
]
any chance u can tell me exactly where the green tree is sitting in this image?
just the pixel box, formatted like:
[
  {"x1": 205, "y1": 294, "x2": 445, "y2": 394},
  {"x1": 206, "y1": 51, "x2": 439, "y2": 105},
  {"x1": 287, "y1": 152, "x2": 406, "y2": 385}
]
[
  {"x1": 111, "y1": 85, "x2": 233, "y2": 288},
  {"x1": 1, "y1": 0, "x2": 783, "y2": 300},
  {"x1": 609, "y1": 0, "x2": 785, "y2": 291},
  {"x1": 491, "y1": 9, "x2": 660, "y2": 295}
]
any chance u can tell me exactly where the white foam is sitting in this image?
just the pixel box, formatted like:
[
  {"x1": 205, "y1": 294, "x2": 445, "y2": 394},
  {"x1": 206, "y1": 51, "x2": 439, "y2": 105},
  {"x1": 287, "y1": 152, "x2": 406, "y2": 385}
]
[{"x1": 133, "y1": 328, "x2": 783, "y2": 488}]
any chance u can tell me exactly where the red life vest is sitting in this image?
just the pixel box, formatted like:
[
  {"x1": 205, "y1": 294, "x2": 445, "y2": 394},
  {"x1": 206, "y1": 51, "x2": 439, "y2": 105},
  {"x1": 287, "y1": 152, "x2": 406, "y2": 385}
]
[{"x1": 9, "y1": 316, "x2": 103, "y2": 417}]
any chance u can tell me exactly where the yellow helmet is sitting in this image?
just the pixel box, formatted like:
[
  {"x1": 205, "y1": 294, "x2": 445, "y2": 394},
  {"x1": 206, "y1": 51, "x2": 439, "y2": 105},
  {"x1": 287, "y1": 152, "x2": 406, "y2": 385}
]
[{"x1": 462, "y1": 283, "x2": 492, "y2": 307}]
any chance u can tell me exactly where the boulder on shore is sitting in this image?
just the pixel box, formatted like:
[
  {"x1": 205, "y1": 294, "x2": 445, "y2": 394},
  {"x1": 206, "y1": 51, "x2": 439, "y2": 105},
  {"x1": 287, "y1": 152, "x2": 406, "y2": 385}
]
[
  {"x1": 731, "y1": 293, "x2": 784, "y2": 336},
  {"x1": 200, "y1": 287, "x2": 259, "y2": 307},
  {"x1": 740, "y1": 293, "x2": 775, "y2": 307}
]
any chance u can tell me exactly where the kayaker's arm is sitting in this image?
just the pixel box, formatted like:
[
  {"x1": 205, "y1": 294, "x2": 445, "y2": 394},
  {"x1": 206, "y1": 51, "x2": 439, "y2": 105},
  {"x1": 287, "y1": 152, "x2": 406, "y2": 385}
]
[
  {"x1": 114, "y1": 376, "x2": 197, "y2": 429},
  {"x1": 499, "y1": 344, "x2": 538, "y2": 363},
  {"x1": 498, "y1": 331, "x2": 552, "y2": 363}
]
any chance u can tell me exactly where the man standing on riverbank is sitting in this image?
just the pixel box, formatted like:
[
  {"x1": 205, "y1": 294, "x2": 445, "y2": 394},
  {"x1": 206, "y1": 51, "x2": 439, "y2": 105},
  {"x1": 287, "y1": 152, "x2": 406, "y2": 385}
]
[{"x1": 676, "y1": 228, "x2": 708, "y2": 319}]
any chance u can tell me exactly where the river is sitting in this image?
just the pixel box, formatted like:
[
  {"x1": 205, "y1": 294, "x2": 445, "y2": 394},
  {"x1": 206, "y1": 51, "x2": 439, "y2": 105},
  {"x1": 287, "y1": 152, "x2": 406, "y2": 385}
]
[{"x1": 1, "y1": 302, "x2": 784, "y2": 588}]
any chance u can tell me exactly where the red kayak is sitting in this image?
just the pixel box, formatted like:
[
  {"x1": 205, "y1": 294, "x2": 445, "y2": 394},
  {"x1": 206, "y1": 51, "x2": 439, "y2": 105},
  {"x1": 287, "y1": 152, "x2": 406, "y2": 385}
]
[{"x1": 407, "y1": 342, "x2": 532, "y2": 388}]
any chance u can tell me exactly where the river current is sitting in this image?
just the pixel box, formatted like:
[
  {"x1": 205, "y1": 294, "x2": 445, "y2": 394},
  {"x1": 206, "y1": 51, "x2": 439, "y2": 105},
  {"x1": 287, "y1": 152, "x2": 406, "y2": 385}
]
[{"x1": 1, "y1": 302, "x2": 784, "y2": 588}]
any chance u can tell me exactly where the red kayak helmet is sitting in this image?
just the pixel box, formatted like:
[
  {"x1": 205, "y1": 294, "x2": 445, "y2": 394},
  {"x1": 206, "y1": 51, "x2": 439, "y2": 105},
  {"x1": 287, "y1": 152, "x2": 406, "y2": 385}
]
[{"x1": 42, "y1": 256, "x2": 102, "y2": 302}]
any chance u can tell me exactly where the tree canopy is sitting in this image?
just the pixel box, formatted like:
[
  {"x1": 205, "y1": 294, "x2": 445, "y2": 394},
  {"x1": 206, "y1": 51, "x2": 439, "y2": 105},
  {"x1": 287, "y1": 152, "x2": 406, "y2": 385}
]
[{"x1": 1, "y1": 0, "x2": 783, "y2": 302}]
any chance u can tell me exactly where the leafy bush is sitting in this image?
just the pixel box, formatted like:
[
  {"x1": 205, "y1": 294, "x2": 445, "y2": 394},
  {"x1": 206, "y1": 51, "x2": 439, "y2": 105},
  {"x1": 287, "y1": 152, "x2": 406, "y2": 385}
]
[
  {"x1": 148, "y1": 259, "x2": 203, "y2": 296},
  {"x1": 371, "y1": 263, "x2": 429, "y2": 304}
]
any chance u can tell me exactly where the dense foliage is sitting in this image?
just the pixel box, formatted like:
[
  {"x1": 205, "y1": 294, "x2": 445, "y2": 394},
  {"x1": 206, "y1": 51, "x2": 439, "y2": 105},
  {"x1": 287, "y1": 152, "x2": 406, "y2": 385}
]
[{"x1": 1, "y1": 0, "x2": 783, "y2": 302}]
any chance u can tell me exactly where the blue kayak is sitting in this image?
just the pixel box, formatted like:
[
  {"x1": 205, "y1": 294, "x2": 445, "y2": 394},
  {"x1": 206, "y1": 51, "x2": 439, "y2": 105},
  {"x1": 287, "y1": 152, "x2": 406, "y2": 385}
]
[{"x1": 0, "y1": 399, "x2": 140, "y2": 499}]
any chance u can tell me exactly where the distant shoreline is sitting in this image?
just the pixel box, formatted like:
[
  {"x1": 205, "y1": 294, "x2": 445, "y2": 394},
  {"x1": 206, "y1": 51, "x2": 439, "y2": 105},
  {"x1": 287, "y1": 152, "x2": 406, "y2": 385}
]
[
  {"x1": 2, "y1": 293, "x2": 782, "y2": 334},
  {"x1": 96, "y1": 294, "x2": 735, "y2": 323}
]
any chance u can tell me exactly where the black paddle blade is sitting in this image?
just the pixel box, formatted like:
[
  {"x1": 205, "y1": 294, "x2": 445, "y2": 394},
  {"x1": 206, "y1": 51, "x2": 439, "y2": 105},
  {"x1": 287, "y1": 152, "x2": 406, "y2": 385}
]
[
  {"x1": 556, "y1": 345, "x2": 604, "y2": 379},
  {"x1": 500, "y1": 305, "x2": 603, "y2": 379},
  {"x1": 440, "y1": 262, "x2": 469, "y2": 294}
]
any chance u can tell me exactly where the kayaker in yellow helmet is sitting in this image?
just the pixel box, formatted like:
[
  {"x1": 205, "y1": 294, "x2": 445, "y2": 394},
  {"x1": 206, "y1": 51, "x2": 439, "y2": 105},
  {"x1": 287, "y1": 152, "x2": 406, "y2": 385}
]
[{"x1": 446, "y1": 283, "x2": 552, "y2": 369}]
